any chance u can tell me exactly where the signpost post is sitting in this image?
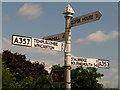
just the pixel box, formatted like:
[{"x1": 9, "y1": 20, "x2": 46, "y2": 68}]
[
  {"x1": 63, "y1": 4, "x2": 75, "y2": 90},
  {"x1": 62, "y1": 4, "x2": 102, "y2": 90}
]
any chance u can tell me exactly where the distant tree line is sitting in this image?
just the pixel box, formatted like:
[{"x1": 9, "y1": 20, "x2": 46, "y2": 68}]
[{"x1": 1, "y1": 50, "x2": 104, "y2": 90}]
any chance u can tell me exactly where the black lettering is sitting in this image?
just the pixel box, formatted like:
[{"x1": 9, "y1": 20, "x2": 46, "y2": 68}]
[
  {"x1": 19, "y1": 38, "x2": 22, "y2": 44},
  {"x1": 84, "y1": 59, "x2": 87, "y2": 62},
  {"x1": 107, "y1": 62, "x2": 109, "y2": 67},
  {"x1": 27, "y1": 39, "x2": 30, "y2": 45},
  {"x1": 88, "y1": 63, "x2": 92, "y2": 67},
  {"x1": 34, "y1": 44, "x2": 39, "y2": 47},
  {"x1": 62, "y1": 35, "x2": 64, "y2": 39},
  {"x1": 96, "y1": 14, "x2": 98, "y2": 18},
  {"x1": 82, "y1": 17, "x2": 87, "y2": 21},
  {"x1": 44, "y1": 40, "x2": 48, "y2": 44},
  {"x1": 71, "y1": 20, "x2": 75, "y2": 24},
  {"x1": 99, "y1": 61, "x2": 104, "y2": 66},
  {"x1": 90, "y1": 15, "x2": 93, "y2": 19},
  {"x1": 14, "y1": 37, "x2": 19, "y2": 43},
  {"x1": 23, "y1": 38, "x2": 26, "y2": 44},
  {"x1": 71, "y1": 57, "x2": 74, "y2": 61},
  {"x1": 82, "y1": 63, "x2": 88, "y2": 66},
  {"x1": 37, "y1": 39, "x2": 43, "y2": 44},
  {"x1": 82, "y1": 15, "x2": 93, "y2": 22},
  {"x1": 103, "y1": 61, "x2": 106, "y2": 67},
  {"x1": 77, "y1": 58, "x2": 86, "y2": 62},
  {"x1": 34, "y1": 44, "x2": 54, "y2": 50},
  {"x1": 34, "y1": 39, "x2": 37, "y2": 43},
  {"x1": 74, "y1": 58, "x2": 77, "y2": 61},
  {"x1": 51, "y1": 46, "x2": 54, "y2": 50},
  {"x1": 34, "y1": 39, "x2": 39, "y2": 43},
  {"x1": 50, "y1": 42, "x2": 54, "y2": 46},
  {"x1": 94, "y1": 63, "x2": 98, "y2": 67},
  {"x1": 76, "y1": 19, "x2": 81, "y2": 23}
]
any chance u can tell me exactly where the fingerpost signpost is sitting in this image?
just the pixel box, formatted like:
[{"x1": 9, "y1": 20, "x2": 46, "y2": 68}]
[
  {"x1": 12, "y1": 4, "x2": 110, "y2": 90},
  {"x1": 62, "y1": 5, "x2": 104, "y2": 90}
]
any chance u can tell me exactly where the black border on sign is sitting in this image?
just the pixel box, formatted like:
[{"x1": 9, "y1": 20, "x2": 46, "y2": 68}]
[
  {"x1": 49, "y1": 69, "x2": 65, "y2": 84},
  {"x1": 98, "y1": 59, "x2": 110, "y2": 69},
  {"x1": 12, "y1": 34, "x2": 32, "y2": 47}
]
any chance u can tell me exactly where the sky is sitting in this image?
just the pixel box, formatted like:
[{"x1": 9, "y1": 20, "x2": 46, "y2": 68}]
[{"x1": 2, "y1": 2, "x2": 119, "y2": 88}]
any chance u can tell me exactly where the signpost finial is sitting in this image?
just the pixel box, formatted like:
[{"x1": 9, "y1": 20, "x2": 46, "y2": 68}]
[{"x1": 63, "y1": 4, "x2": 75, "y2": 16}]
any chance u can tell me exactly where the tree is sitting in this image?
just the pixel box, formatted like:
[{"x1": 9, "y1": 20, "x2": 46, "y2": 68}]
[
  {"x1": 33, "y1": 75, "x2": 52, "y2": 88},
  {"x1": 71, "y1": 66, "x2": 104, "y2": 90},
  {"x1": 2, "y1": 62, "x2": 18, "y2": 88},
  {"x1": 2, "y1": 50, "x2": 48, "y2": 81},
  {"x1": 2, "y1": 50, "x2": 104, "y2": 89}
]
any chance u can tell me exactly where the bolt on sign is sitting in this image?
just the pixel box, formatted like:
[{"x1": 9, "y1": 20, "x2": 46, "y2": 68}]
[
  {"x1": 49, "y1": 70, "x2": 65, "y2": 84},
  {"x1": 12, "y1": 35, "x2": 64, "y2": 52},
  {"x1": 70, "y1": 11, "x2": 102, "y2": 27},
  {"x1": 71, "y1": 56, "x2": 110, "y2": 69}
]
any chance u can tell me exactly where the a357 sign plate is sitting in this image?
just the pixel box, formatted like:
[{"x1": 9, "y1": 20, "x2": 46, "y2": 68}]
[
  {"x1": 12, "y1": 35, "x2": 64, "y2": 52},
  {"x1": 12, "y1": 35, "x2": 32, "y2": 47}
]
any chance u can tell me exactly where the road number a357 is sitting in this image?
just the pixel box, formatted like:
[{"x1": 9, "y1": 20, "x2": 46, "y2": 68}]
[
  {"x1": 12, "y1": 35, "x2": 32, "y2": 47},
  {"x1": 98, "y1": 59, "x2": 110, "y2": 69}
]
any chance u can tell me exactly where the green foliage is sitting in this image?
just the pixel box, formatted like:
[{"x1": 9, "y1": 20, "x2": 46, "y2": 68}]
[
  {"x1": 2, "y1": 50, "x2": 104, "y2": 89},
  {"x1": 20, "y1": 76, "x2": 34, "y2": 88},
  {"x1": 2, "y1": 62, "x2": 17, "y2": 88},
  {"x1": 51, "y1": 64, "x2": 65, "y2": 70},
  {"x1": 2, "y1": 50, "x2": 49, "y2": 89},
  {"x1": 2, "y1": 50, "x2": 48, "y2": 81},
  {"x1": 33, "y1": 75, "x2": 52, "y2": 88},
  {"x1": 71, "y1": 66, "x2": 104, "y2": 90}
]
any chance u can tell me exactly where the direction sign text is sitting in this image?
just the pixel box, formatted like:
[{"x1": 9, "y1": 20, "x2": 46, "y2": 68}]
[
  {"x1": 12, "y1": 35, "x2": 64, "y2": 52},
  {"x1": 32, "y1": 38, "x2": 64, "y2": 51},
  {"x1": 71, "y1": 56, "x2": 109, "y2": 69},
  {"x1": 70, "y1": 11, "x2": 102, "y2": 27}
]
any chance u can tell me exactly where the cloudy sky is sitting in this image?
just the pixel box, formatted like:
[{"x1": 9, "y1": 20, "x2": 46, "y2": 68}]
[{"x1": 2, "y1": 2, "x2": 118, "y2": 88}]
